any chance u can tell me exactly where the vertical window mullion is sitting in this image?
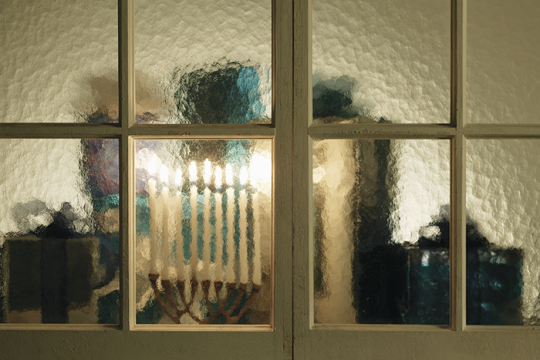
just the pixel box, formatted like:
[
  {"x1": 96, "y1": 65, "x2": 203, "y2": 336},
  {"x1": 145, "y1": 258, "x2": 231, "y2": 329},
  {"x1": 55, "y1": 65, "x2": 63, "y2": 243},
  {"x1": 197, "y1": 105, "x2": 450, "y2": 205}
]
[
  {"x1": 450, "y1": 0, "x2": 467, "y2": 332},
  {"x1": 118, "y1": 0, "x2": 135, "y2": 330}
]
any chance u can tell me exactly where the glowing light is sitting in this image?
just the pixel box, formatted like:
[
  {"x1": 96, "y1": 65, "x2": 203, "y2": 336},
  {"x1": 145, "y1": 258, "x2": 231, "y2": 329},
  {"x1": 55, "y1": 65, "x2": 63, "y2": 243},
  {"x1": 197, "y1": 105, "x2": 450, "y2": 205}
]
[
  {"x1": 240, "y1": 167, "x2": 248, "y2": 186},
  {"x1": 203, "y1": 159, "x2": 211, "y2": 185},
  {"x1": 249, "y1": 154, "x2": 271, "y2": 186},
  {"x1": 189, "y1": 162, "x2": 197, "y2": 182},
  {"x1": 225, "y1": 164, "x2": 233, "y2": 186},
  {"x1": 175, "y1": 168, "x2": 182, "y2": 186},
  {"x1": 160, "y1": 165, "x2": 168, "y2": 183},
  {"x1": 215, "y1": 166, "x2": 223, "y2": 189},
  {"x1": 148, "y1": 154, "x2": 158, "y2": 175}
]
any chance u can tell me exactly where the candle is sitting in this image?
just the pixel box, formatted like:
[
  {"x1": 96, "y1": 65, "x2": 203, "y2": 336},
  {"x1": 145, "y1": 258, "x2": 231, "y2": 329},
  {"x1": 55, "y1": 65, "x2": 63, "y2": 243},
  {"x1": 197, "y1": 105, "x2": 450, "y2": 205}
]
[
  {"x1": 248, "y1": 154, "x2": 270, "y2": 285},
  {"x1": 251, "y1": 175, "x2": 262, "y2": 285},
  {"x1": 225, "y1": 164, "x2": 235, "y2": 284},
  {"x1": 239, "y1": 167, "x2": 248, "y2": 284},
  {"x1": 175, "y1": 168, "x2": 184, "y2": 281},
  {"x1": 160, "y1": 165, "x2": 170, "y2": 279},
  {"x1": 148, "y1": 155, "x2": 158, "y2": 275},
  {"x1": 189, "y1": 161, "x2": 198, "y2": 281},
  {"x1": 214, "y1": 166, "x2": 223, "y2": 282},
  {"x1": 202, "y1": 159, "x2": 212, "y2": 281}
]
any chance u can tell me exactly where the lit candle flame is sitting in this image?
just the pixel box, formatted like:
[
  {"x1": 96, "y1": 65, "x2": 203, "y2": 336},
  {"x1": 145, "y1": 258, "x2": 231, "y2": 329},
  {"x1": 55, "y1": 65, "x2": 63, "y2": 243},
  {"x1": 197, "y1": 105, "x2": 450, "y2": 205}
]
[
  {"x1": 249, "y1": 154, "x2": 271, "y2": 186},
  {"x1": 148, "y1": 154, "x2": 158, "y2": 175},
  {"x1": 160, "y1": 165, "x2": 168, "y2": 183},
  {"x1": 225, "y1": 164, "x2": 233, "y2": 186},
  {"x1": 203, "y1": 159, "x2": 211, "y2": 185},
  {"x1": 215, "y1": 166, "x2": 222, "y2": 189},
  {"x1": 189, "y1": 162, "x2": 197, "y2": 183},
  {"x1": 175, "y1": 168, "x2": 182, "y2": 186},
  {"x1": 240, "y1": 167, "x2": 248, "y2": 186}
]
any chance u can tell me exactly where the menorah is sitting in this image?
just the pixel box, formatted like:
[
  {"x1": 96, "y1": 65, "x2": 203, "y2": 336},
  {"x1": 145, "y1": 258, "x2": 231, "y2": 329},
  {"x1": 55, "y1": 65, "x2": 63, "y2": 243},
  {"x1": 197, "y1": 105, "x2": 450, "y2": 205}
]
[
  {"x1": 148, "y1": 275, "x2": 261, "y2": 324},
  {"x1": 144, "y1": 154, "x2": 266, "y2": 324}
]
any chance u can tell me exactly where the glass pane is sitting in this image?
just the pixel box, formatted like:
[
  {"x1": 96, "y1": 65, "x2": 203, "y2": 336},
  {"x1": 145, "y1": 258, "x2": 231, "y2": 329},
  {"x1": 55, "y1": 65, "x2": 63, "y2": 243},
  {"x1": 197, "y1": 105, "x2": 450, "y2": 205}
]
[
  {"x1": 468, "y1": 0, "x2": 540, "y2": 124},
  {"x1": 135, "y1": 139, "x2": 272, "y2": 325},
  {"x1": 135, "y1": 0, "x2": 271, "y2": 124},
  {"x1": 467, "y1": 140, "x2": 540, "y2": 325},
  {"x1": 313, "y1": 139, "x2": 450, "y2": 324},
  {"x1": 0, "y1": 1, "x2": 118, "y2": 123},
  {"x1": 0, "y1": 139, "x2": 120, "y2": 324},
  {"x1": 312, "y1": 0, "x2": 450, "y2": 124}
]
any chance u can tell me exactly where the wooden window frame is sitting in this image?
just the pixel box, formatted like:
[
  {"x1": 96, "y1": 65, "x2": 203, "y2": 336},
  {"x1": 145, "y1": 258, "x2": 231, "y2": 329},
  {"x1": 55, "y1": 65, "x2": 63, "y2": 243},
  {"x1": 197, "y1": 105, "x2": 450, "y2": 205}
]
[{"x1": 2, "y1": 0, "x2": 540, "y2": 358}]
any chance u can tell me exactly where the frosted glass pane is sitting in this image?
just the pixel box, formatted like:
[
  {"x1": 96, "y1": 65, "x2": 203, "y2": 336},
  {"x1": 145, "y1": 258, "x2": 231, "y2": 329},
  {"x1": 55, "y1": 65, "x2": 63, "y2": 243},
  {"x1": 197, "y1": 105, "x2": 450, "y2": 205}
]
[
  {"x1": 135, "y1": 139, "x2": 272, "y2": 325},
  {"x1": 468, "y1": 0, "x2": 540, "y2": 124},
  {"x1": 135, "y1": 0, "x2": 271, "y2": 124},
  {"x1": 313, "y1": 0, "x2": 450, "y2": 124},
  {"x1": 0, "y1": 1, "x2": 118, "y2": 123},
  {"x1": 313, "y1": 139, "x2": 450, "y2": 324},
  {"x1": 467, "y1": 140, "x2": 540, "y2": 325},
  {"x1": 0, "y1": 139, "x2": 120, "y2": 324}
]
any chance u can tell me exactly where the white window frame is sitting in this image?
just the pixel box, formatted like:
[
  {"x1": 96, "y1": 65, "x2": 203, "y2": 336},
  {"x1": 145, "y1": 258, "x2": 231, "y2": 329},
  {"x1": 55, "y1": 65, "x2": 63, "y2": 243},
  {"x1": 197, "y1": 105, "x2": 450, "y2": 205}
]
[{"x1": 2, "y1": 0, "x2": 540, "y2": 358}]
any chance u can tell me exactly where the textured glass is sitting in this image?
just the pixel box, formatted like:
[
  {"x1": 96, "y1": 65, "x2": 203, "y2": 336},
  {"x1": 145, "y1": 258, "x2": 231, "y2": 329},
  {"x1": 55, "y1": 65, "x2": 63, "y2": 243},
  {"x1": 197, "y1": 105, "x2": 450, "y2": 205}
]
[
  {"x1": 0, "y1": 1, "x2": 118, "y2": 123},
  {"x1": 468, "y1": 0, "x2": 540, "y2": 124},
  {"x1": 0, "y1": 139, "x2": 120, "y2": 324},
  {"x1": 467, "y1": 140, "x2": 540, "y2": 325},
  {"x1": 312, "y1": 0, "x2": 450, "y2": 124},
  {"x1": 313, "y1": 139, "x2": 450, "y2": 324},
  {"x1": 135, "y1": 0, "x2": 271, "y2": 124},
  {"x1": 135, "y1": 139, "x2": 272, "y2": 325}
]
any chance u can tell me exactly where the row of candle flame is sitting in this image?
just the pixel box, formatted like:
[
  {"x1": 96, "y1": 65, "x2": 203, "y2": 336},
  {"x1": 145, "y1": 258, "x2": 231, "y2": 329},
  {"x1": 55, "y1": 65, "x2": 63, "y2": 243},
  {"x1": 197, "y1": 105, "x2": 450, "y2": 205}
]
[
  {"x1": 146, "y1": 154, "x2": 266, "y2": 287},
  {"x1": 147, "y1": 153, "x2": 271, "y2": 189}
]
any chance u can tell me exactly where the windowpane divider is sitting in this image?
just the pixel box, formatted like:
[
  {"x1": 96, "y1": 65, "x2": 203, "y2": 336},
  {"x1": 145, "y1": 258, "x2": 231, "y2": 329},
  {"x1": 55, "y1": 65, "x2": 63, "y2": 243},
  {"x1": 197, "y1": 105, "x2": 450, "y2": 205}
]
[
  {"x1": 128, "y1": 124, "x2": 276, "y2": 137},
  {"x1": 119, "y1": 0, "x2": 135, "y2": 331},
  {"x1": 307, "y1": 123, "x2": 456, "y2": 139},
  {"x1": 0, "y1": 123, "x2": 122, "y2": 138},
  {"x1": 450, "y1": 0, "x2": 466, "y2": 333}
]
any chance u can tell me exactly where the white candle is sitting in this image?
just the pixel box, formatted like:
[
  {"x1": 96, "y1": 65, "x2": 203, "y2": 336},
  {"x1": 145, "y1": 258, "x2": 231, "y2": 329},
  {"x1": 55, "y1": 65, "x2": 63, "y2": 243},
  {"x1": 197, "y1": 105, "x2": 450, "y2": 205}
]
[
  {"x1": 249, "y1": 155, "x2": 270, "y2": 285},
  {"x1": 189, "y1": 161, "x2": 198, "y2": 281},
  {"x1": 160, "y1": 165, "x2": 170, "y2": 279},
  {"x1": 239, "y1": 167, "x2": 249, "y2": 284},
  {"x1": 148, "y1": 155, "x2": 158, "y2": 275},
  {"x1": 175, "y1": 168, "x2": 184, "y2": 281},
  {"x1": 214, "y1": 166, "x2": 223, "y2": 282},
  {"x1": 225, "y1": 164, "x2": 235, "y2": 284},
  {"x1": 252, "y1": 185, "x2": 261, "y2": 285},
  {"x1": 202, "y1": 159, "x2": 212, "y2": 281}
]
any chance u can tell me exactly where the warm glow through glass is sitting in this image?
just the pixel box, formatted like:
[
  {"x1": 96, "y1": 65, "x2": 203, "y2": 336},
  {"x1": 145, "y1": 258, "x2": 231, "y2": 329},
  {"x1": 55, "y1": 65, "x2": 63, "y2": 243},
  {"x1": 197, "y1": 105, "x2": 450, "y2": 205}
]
[
  {"x1": 215, "y1": 166, "x2": 223, "y2": 189},
  {"x1": 160, "y1": 165, "x2": 168, "y2": 183},
  {"x1": 148, "y1": 154, "x2": 158, "y2": 175},
  {"x1": 249, "y1": 154, "x2": 271, "y2": 186},
  {"x1": 175, "y1": 168, "x2": 182, "y2": 186},
  {"x1": 203, "y1": 159, "x2": 211, "y2": 185},
  {"x1": 225, "y1": 164, "x2": 233, "y2": 186},
  {"x1": 240, "y1": 167, "x2": 248, "y2": 186},
  {"x1": 189, "y1": 161, "x2": 197, "y2": 182}
]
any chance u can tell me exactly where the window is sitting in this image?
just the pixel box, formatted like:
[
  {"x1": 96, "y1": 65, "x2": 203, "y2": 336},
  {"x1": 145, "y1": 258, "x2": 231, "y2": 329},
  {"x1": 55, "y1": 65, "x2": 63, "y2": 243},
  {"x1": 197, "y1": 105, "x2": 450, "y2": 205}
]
[{"x1": 1, "y1": 0, "x2": 540, "y2": 358}]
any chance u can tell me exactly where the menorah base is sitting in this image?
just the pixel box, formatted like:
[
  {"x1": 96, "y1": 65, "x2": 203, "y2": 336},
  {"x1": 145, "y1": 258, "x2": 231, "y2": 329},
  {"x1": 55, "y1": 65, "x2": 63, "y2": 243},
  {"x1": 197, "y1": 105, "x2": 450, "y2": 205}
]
[{"x1": 149, "y1": 273, "x2": 261, "y2": 324}]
